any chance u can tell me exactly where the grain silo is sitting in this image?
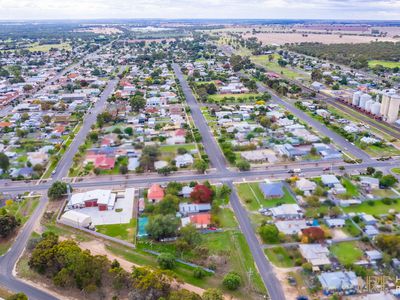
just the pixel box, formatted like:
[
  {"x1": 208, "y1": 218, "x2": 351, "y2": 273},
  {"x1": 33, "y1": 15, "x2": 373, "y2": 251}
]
[
  {"x1": 352, "y1": 91, "x2": 362, "y2": 106},
  {"x1": 359, "y1": 94, "x2": 371, "y2": 109},
  {"x1": 371, "y1": 102, "x2": 381, "y2": 116},
  {"x1": 365, "y1": 99, "x2": 374, "y2": 112}
]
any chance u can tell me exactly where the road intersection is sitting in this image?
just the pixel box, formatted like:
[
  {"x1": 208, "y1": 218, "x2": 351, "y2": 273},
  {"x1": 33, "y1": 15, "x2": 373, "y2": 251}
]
[{"x1": 0, "y1": 60, "x2": 398, "y2": 300}]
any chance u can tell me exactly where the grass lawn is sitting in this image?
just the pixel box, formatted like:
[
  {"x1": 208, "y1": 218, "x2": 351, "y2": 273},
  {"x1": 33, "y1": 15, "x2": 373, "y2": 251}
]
[
  {"x1": 330, "y1": 241, "x2": 363, "y2": 265},
  {"x1": 0, "y1": 196, "x2": 40, "y2": 256},
  {"x1": 96, "y1": 218, "x2": 137, "y2": 244},
  {"x1": 159, "y1": 143, "x2": 196, "y2": 153},
  {"x1": 368, "y1": 60, "x2": 400, "y2": 69},
  {"x1": 342, "y1": 198, "x2": 400, "y2": 215},
  {"x1": 251, "y1": 55, "x2": 308, "y2": 80},
  {"x1": 343, "y1": 219, "x2": 362, "y2": 237},
  {"x1": 338, "y1": 178, "x2": 359, "y2": 199},
  {"x1": 207, "y1": 93, "x2": 260, "y2": 103},
  {"x1": 28, "y1": 42, "x2": 72, "y2": 52},
  {"x1": 265, "y1": 246, "x2": 298, "y2": 268},
  {"x1": 217, "y1": 208, "x2": 238, "y2": 228},
  {"x1": 236, "y1": 182, "x2": 296, "y2": 211},
  {"x1": 392, "y1": 168, "x2": 400, "y2": 175}
]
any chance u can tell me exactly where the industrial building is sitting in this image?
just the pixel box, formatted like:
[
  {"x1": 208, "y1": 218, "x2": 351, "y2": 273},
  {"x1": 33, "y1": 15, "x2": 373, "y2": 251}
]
[{"x1": 379, "y1": 89, "x2": 400, "y2": 123}]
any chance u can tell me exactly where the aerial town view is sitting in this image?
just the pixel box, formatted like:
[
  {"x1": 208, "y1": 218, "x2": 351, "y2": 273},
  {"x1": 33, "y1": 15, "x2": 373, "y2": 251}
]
[{"x1": 0, "y1": 2, "x2": 400, "y2": 300}]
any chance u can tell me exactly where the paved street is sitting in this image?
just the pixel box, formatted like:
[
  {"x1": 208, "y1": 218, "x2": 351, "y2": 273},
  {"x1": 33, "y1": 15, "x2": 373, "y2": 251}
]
[
  {"x1": 1, "y1": 60, "x2": 399, "y2": 300},
  {"x1": 174, "y1": 64, "x2": 286, "y2": 300}
]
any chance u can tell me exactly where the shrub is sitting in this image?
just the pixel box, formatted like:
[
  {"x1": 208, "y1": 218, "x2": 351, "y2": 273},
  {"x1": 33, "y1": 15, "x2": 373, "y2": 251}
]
[
  {"x1": 193, "y1": 267, "x2": 207, "y2": 279},
  {"x1": 157, "y1": 253, "x2": 176, "y2": 270},
  {"x1": 222, "y1": 272, "x2": 241, "y2": 290}
]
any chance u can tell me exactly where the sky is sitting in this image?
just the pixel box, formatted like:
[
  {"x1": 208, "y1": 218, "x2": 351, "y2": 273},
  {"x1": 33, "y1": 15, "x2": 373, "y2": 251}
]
[{"x1": 0, "y1": 0, "x2": 400, "y2": 20}]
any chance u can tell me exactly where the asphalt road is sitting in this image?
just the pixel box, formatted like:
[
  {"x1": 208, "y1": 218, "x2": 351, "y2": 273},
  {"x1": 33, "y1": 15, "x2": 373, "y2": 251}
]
[
  {"x1": 53, "y1": 76, "x2": 121, "y2": 180},
  {"x1": 173, "y1": 63, "x2": 228, "y2": 173},
  {"x1": 0, "y1": 194, "x2": 58, "y2": 300},
  {"x1": 173, "y1": 64, "x2": 286, "y2": 300}
]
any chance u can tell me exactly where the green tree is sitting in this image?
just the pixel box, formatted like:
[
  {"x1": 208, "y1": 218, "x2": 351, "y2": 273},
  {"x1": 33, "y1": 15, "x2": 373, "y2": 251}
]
[
  {"x1": 193, "y1": 159, "x2": 208, "y2": 174},
  {"x1": 0, "y1": 152, "x2": 10, "y2": 170},
  {"x1": 222, "y1": 272, "x2": 241, "y2": 290},
  {"x1": 130, "y1": 94, "x2": 146, "y2": 112},
  {"x1": 258, "y1": 224, "x2": 280, "y2": 243},
  {"x1": 47, "y1": 181, "x2": 68, "y2": 200},
  {"x1": 0, "y1": 214, "x2": 20, "y2": 238},
  {"x1": 6, "y1": 293, "x2": 28, "y2": 300},
  {"x1": 157, "y1": 253, "x2": 176, "y2": 270},
  {"x1": 236, "y1": 159, "x2": 250, "y2": 171},
  {"x1": 168, "y1": 289, "x2": 201, "y2": 300},
  {"x1": 146, "y1": 214, "x2": 179, "y2": 241},
  {"x1": 202, "y1": 288, "x2": 223, "y2": 300},
  {"x1": 380, "y1": 175, "x2": 398, "y2": 188},
  {"x1": 179, "y1": 224, "x2": 202, "y2": 246}
]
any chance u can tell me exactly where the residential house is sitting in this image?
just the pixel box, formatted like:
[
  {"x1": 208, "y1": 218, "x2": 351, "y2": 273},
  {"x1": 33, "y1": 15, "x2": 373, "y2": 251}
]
[
  {"x1": 318, "y1": 271, "x2": 358, "y2": 294},
  {"x1": 321, "y1": 175, "x2": 340, "y2": 187},
  {"x1": 148, "y1": 184, "x2": 164, "y2": 203},
  {"x1": 325, "y1": 218, "x2": 345, "y2": 228},
  {"x1": 179, "y1": 203, "x2": 211, "y2": 216},
  {"x1": 175, "y1": 153, "x2": 193, "y2": 168},
  {"x1": 275, "y1": 219, "x2": 309, "y2": 235},
  {"x1": 259, "y1": 182, "x2": 284, "y2": 198},
  {"x1": 269, "y1": 204, "x2": 303, "y2": 219},
  {"x1": 67, "y1": 189, "x2": 116, "y2": 211},
  {"x1": 296, "y1": 178, "x2": 317, "y2": 194},
  {"x1": 299, "y1": 244, "x2": 331, "y2": 267},
  {"x1": 360, "y1": 177, "x2": 380, "y2": 190},
  {"x1": 181, "y1": 213, "x2": 211, "y2": 229}
]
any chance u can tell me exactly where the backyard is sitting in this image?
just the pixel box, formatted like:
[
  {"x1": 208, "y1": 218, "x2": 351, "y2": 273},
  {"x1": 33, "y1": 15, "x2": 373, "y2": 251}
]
[
  {"x1": 342, "y1": 198, "x2": 400, "y2": 215},
  {"x1": 330, "y1": 241, "x2": 363, "y2": 265},
  {"x1": 96, "y1": 218, "x2": 137, "y2": 244}
]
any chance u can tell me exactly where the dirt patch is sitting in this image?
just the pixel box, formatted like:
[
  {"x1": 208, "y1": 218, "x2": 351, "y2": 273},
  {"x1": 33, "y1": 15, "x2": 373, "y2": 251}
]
[
  {"x1": 331, "y1": 228, "x2": 349, "y2": 239},
  {"x1": 273, "y1": 266, "x2": 308, "y2": 300}
]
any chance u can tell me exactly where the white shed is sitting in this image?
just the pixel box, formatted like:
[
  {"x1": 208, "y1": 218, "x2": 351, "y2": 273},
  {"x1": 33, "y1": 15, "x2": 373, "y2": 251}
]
[{"x1": 60, "y1": 210, "x2": 92, "y2": 228}]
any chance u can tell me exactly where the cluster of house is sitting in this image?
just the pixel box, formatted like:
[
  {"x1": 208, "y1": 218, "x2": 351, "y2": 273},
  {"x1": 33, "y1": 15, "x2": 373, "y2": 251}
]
[
  {"x1": 138, "y1": 183, "x2": 212, "y2": 235},
  {"x1": 209, "y1": 102, "x2": 342, "y2": 165},
  {"x1": 81, "y1": 61, "x2": 198, "y2": 173},
  {"x1": 0, "y1": 52, "x2": 114, "y2": 179}
]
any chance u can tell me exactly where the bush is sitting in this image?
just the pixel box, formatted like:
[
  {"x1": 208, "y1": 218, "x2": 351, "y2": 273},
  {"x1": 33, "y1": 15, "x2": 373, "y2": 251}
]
[
  {"x1": 157, "y1": 253, "x2": 176, "y2": 270},
  {"x1": 193, "y1": 267, "x2": 207, "y2": 279},
  {"x1": 222, "y1": 272, "x2": 241, "y2": 290}
]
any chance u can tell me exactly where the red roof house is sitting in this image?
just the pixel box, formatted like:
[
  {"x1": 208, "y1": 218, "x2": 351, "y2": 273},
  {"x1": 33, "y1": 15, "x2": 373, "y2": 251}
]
[
  {"x1": 148, "y1": 184, "x2": 164, "y2": 203},
  {"x1": 190, "y1": 213, "x2": 211, "y2": 229},
  {"x1": 93, "y1": 155, "x2": 115, "y2": 170}
]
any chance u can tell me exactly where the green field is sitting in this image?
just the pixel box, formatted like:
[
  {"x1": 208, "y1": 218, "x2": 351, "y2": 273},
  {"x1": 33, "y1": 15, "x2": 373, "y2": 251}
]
[
  {"x1": 207, "y1": 93, "x2": 260, "y2": 103},
  {"x1": 96, "y1": 219, "x2": 137, "y2": 244},
  {"x1": 236, "y1": 182, "x2": 296, "y2": 211},
  {"x1": 159, "y1": 143, "x2": 196, "y2": 153},
  {"x1": 342, "y1": 199, "x2": 400, "y2": 215},
  {"x1": 265, "y1": 246, "x2": 298, "y2": 268},
  {"x1": 0, "y1": 197, "x2": 40, "y2": 255},
  {"x1": 392, "y1": 168, "x2": 400, "y2": 175},
  {"x1": 28, "y1": 42, "x2": 72, "y2": 52},
  {"x1": 368, "y1": 60, "x2": 400, "y2": 69},
  {"x1": 343, "y1": 219, "x2": 362, "y2": 237},
  {"x1": 251, "y1": 55, "x2": 308, "y2": 80},
  {"x1": 330, "y1": 242, "x2": 363, "y2": 265}
]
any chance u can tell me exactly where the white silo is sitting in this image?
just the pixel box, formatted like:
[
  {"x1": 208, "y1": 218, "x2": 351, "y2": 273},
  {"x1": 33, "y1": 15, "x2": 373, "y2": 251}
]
[
  {"x1": 365, "y1": 99, "x2": 374, "y2": 112},
  {"x1": 387, "y1": 94, "x2": 400, "y2": 123},
  {"x1": 371, "y1": 102, "x2": 381, "y2": 115},
  {"x1": 352, "y1": 91, "x2": 362, "y2": 106},
  {"x1": 359, "y1": 94, "x2": 371, "y2": 109}
]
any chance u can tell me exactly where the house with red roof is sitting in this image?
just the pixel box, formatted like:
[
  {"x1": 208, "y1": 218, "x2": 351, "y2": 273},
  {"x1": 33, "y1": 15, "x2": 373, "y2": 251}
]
[
  {"x1": 94, "y1": 155, "x2": 115, "y2": 170},
  {"x1": 148, "y1": 184, "x2": 164, "y2": 203},
  {"x1": 181, "y1": 213, "x2": 211, "y2": 229}
]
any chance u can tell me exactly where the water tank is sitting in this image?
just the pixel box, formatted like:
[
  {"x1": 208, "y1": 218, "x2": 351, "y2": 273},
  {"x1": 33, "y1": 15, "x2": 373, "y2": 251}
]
[
  {"x1": 365, "y1": 99, "x2": 374, "y2": 112},
  {"x1": 371, "y1": 102, "x2": 381, "y2": 115},
  {"x1": 359, "y1": 94, "x2": 372, "y2": 109},
  {"x1": 352, "y1": 91, "x2": 362, "y2": 106}
]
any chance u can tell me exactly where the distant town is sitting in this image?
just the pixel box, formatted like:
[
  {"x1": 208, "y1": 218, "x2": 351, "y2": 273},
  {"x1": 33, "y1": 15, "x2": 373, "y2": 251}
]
[{"x1": 0, "y1": 19, "x2": 400, "y2": 300}]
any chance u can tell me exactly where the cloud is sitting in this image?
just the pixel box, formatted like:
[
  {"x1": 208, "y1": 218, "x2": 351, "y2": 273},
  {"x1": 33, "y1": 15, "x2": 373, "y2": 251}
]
[{"x1": 0, "y1": 0, "x2": 399, "y2": 20}]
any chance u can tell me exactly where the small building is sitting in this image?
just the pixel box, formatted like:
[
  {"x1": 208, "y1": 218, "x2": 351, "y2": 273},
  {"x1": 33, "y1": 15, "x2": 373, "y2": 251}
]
[
  {"x1": 325, "y1": 218, "x2": 345, "y2": 228},
  {"x1": 365, "y1": 225, "x2": 379, "y2": 237},
  {"x1": 321, "y1": 175, "x2": 340, "y2": 187},
  {"x1": 269, "y1": 204, "x2": 303, "y2": 219},
  {"x1": 299, "y1": 244, "x2": 331, "y2": 267},
  {"x1": 179, "y1": 203, "x2": 211, "y2": 216},
  {"x1": 275, "y1": 219, "x2": 309, "y2": 235},
  {"x1": 148, "y1": 184, "x2": 164, "y2": 203},
  {"x1": 181, "y1": 213, "x2": 211, "y2": 229},
  {"x1": 365, "y1": 250, "x2": 383, "y2": 262},
  {"x1": 296, "y1": 178, "x2": 317, "y2": 194},
  {"x1": 259, "y1": 182, "x2": 284, "y2": 198},
  {"x1": 318, "y1": 271, "x2": 358, "y2": 294},
  {"x1": 179, "y1": 186, "x2": 193, "y2": 198},
  {"x1": 359, "y1": 177, "x2": 380, "y2": 190},
  {"x1": 60, "y1": 210, "x2": 92, "y2": 228},
  {"x1": 361, "y1": 214, "x2": 377, "y2": 225},
  {"x1": 175, "y1": 153, "x2": 194, "y2": 168}
]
